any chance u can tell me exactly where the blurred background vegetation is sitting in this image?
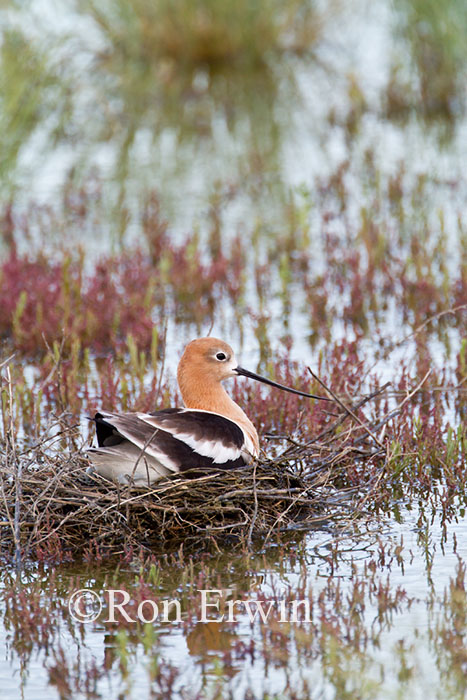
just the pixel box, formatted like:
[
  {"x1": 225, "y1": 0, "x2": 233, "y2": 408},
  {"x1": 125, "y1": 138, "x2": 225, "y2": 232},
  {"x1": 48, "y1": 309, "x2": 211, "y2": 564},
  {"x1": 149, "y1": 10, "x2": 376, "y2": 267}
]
[{"x1": 1, "y1": 0, "x2": 466, "y2": 249}]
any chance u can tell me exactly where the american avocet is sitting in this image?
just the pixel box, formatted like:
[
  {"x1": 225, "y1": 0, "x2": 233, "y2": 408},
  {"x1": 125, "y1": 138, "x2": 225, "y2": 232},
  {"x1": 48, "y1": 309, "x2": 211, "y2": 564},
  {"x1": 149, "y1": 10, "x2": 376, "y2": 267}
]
[{"x1": 87, "y1": 337, "x2": 328, "y2": 486}]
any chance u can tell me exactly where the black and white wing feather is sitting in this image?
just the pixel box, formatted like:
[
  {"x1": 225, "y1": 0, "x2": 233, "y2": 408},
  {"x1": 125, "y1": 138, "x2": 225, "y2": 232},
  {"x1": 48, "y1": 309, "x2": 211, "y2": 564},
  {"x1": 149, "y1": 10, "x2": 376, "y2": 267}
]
[{"x1": 88, "y1": 408, "x2": 249, "y2": 486}]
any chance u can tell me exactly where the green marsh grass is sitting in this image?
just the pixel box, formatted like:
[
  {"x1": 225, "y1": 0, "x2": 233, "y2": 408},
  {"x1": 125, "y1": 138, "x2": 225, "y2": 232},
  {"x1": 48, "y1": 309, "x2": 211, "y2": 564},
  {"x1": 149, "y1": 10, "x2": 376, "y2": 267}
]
[
  {"x1": 392, "y1": 0, "x2": 467, "y2": 120},
  {"x1": 0, "y1": 28, "x2": 70, "y2": 184}
]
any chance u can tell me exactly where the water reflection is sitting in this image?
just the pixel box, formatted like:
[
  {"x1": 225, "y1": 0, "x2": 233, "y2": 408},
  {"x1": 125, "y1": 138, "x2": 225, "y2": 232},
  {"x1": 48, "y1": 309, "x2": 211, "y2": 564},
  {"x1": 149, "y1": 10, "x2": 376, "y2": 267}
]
[
  {"x1": 1, "y1": 513, "x2": 467, "y2": 698},
  {"x1": 1, "y1": 3, "x2": 467, "y2": 697}
]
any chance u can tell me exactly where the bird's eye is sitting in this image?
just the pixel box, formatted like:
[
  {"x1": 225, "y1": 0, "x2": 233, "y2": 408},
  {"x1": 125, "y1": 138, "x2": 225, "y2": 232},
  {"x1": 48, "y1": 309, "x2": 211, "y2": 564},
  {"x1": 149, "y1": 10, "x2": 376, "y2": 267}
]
[{"x1": 216, "y1": 352, "x2": 227, "y2": 361}]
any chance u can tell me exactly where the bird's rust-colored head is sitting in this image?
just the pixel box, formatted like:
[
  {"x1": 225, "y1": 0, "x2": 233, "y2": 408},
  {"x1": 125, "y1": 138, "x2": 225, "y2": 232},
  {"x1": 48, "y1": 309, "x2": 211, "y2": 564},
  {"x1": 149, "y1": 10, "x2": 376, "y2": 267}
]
[
  {"x1": 177, "y1": 337, "x2": 238, "y2": 394},
  {"x1": 177, "y1": 336, "x2": 329, "y2": 408},
  {"x1": 176, "y1": 337, "x2": 329, "y2": 456}
]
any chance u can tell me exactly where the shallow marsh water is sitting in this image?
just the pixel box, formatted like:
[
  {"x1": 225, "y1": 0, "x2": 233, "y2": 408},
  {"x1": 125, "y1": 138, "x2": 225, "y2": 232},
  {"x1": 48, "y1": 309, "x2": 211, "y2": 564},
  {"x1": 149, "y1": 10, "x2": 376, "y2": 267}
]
[
  {"x1": 2, "y1": 509, "x2": 467, "y2": 699},
  {"x1": 1, "y1": 0, "x2": 467, "y2": 698}
]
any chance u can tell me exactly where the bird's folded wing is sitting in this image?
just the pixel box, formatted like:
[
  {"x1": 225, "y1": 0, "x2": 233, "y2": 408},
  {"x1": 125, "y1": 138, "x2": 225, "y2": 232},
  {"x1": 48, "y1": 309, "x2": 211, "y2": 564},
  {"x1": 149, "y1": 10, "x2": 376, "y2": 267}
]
[
  {"x1": 95, "y1": 412, "x2": 180, "y2": 472},
  {"x1": 95, "y1": 409, "x2": 247, "y2": 471},
  {"x1": 138, "y1": 409, "x2": 246, "y2": 464}
]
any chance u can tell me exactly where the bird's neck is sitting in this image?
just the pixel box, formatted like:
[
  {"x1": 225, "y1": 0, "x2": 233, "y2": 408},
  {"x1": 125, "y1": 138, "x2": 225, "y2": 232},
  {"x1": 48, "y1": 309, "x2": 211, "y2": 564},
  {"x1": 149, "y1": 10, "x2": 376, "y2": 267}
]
[{"x1": 179, "y1": 379, "x2": 259, "y2": 456}]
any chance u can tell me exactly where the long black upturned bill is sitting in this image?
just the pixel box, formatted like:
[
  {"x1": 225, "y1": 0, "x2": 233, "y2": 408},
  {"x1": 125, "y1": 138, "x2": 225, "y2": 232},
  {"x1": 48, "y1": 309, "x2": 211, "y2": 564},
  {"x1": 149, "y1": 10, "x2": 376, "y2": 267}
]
[{"x1": 234, "y1": 366, "x2": 330, "y2": 401}]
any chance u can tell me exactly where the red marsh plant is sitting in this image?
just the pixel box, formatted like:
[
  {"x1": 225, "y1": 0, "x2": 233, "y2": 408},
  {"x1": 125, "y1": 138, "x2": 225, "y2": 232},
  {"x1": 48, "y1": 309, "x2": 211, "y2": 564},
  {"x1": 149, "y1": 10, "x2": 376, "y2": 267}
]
[
  {"x1": 1, "y1": 171, "x2": 466, "y2": 524},
  {"x1": 0, "y1": 248, "x2": 160, "y2": 355},
  {"x1": 1, "y1": 165, "x2": 466, "y2": 364},
  {"x1": 0, "y1": 202, "x2": 252, "y2": 356}
]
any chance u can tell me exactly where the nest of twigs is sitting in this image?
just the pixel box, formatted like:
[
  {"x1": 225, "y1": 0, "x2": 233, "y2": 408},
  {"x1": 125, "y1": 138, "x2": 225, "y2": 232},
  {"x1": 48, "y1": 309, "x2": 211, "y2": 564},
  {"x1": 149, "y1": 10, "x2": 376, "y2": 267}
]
[
  {"x1": 0, "y1": 379, "x2": 394, "y2": 561},
  {"x1": 0, "y1": 457, "x2": 359, "y2": 560}
]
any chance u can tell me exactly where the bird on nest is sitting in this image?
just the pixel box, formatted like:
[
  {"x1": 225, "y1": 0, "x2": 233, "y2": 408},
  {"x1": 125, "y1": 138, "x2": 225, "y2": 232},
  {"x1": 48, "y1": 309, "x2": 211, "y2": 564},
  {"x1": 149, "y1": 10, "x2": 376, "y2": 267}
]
[{"x1": 87, "y1": 337, "x2": 328, "y2": 486}]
